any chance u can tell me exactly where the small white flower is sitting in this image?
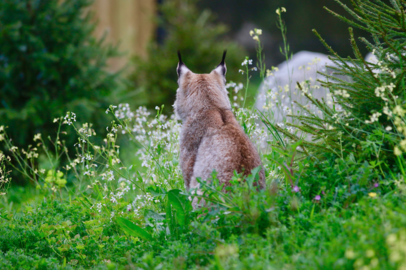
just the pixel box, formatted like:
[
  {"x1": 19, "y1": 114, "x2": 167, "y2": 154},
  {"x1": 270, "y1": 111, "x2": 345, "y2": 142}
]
[
  {"x1": 394, "y1": 146, "x2": 402, "y2": 156},
  {"x1": 394, "y1": 105, "x2": 405, "y2": 116},
  {"x1": 33, "y1": 133, "x2": 42, "y2": 141}
]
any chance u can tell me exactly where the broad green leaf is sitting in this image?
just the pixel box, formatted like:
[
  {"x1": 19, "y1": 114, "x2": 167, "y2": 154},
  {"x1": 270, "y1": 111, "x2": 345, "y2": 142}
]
[
  {"x1": 168, "y1": 189, "x2": 187, "y2": 226},
  {"x1": 166, "y1": 196, "x2": 175, "y2": 233},
  {"x1": 116, "y1": 217, "x2": 152, "y2": 241},
  {"x1": 167, "y1": 189, "x2": 192, "y2": 227}
]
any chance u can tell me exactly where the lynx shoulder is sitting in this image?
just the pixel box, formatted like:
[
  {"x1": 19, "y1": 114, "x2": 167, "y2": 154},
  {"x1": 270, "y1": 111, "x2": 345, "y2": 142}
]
[{"x1": 173, "y1": 51, "x2": 265, "y2": 199}]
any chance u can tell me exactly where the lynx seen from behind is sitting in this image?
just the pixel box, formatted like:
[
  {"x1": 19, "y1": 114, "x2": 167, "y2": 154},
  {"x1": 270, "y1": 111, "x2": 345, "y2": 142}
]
[{"x1": 174, "y1": 51, "x2": 265, "y2": 207}]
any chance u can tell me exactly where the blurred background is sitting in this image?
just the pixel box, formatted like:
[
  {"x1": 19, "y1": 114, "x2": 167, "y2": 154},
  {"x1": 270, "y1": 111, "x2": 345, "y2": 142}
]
[
  {"x1": 0, "y1": 0, "x2": 372, "y2": 185},
  {"x1": 90, "y1": 0, "x2": 372, "y2": 113},
  {"x1": 92, "y1": 0, "x2": 370, "y2": 71}
]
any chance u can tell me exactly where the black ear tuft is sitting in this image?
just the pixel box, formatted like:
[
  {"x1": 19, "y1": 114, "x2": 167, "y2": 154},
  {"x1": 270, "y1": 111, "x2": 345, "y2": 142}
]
[
  {"x1": 220, "y1": 50, "x2": 227, "y2": 65},
  {"x1": 177, "y1": 51, "x2": 184, "y2": 77},
  {"x1": 215, "y1": 50, "x2": 227, "y2": 76},
  {"x1": 178, "y1": 51, "x2": 183, "y2": 65}
]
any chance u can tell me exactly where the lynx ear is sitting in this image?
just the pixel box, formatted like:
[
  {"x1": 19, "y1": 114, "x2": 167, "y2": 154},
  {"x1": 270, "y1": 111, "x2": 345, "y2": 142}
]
[
  {"x1": 177, "y1": 51, "x2": 190, "y2": 77},
  {"x1": 212, "y1": 50, "x2": 227, "y2": 76}
]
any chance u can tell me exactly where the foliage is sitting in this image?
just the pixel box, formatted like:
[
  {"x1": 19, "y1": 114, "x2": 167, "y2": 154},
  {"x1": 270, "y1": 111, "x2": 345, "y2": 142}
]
[
  {"x1": 1, "y1": 0, "x2": 406, "y2": 269},
  {"x1": 268, "y1": 0, "x2": 406, "y2": 173},
  {"x1": 0, "y1": 172, "x2": 405, "y2": 269},
  {"x1": 131, "y1": 0, "x2": 245, "y2": 113},
  {"x1": 0, "y1": 0, "x2": 124, "y2": 152}
]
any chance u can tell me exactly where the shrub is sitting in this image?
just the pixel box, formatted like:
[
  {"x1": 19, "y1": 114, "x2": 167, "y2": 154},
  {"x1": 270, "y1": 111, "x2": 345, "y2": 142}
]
[
  {"x1": 281, "y1": 0, "x2": 405, "y2": 168},
  {"x1": 131, "y1": 0, "x2": 245, "y2": 113},
  {"x1": 260, "y1": 0, "x2": 406, "y2": 194},
  {"x1": 0, "y1": 0, "x2": 124, "y2": 150}
]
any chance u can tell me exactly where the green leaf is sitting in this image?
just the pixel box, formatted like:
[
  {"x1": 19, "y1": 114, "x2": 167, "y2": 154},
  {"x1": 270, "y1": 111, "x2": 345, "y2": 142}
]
[
  {"x1": 167, "y1": 189, "x2": 192, "y2": 227},
  {"x1": 246, "y1": 166, "x2": 262, "y2": 189},
  {"x1": 0, "y1": 213, "x2": 10, "y2": 220},
  {"x1": 265, "y1": 156, "x2": 293, "y2": 187},
  {"x1": 77, "y1": 196, "x2": 92, "y2": 209},
  {"x1": 116, "y1": 217, "x2": 152, "y2": 241},
  {"x1": 76, "y1": 244, "x2": 85, "y2": 250},
  {"x1": 147, "y1": 186, "x2": 167, "y2": 198},
  {"x1": 266, "y1": 148, "x2": 289, "y2": 158},
  {"x1": 168, "y1": 190, "x2": 187, "y2": 226},
  {"x1": 290, "y1": 139, "x2": 303, "y2": 153},
  {"x1": 243, "y1": 122, "x2": 248, "y2": 134},
  {"x1": 258, "y1": 110, "x2": 286, "y2": 148},
  {"x1": 166, "y1": 196, "x2": 175, "y2": 233},
  {"x1": 144, "y1": 209, "x2": 165, "y2": 222}
]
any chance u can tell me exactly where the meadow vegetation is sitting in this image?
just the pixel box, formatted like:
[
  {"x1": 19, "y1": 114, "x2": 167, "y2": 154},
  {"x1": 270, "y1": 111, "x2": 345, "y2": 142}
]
[
  {"x1": 1, "y1": 0, "x2": 406, "y2": 269},
  {"x1": 0, "y1": 0, "x2": 125, "y2": 154}
]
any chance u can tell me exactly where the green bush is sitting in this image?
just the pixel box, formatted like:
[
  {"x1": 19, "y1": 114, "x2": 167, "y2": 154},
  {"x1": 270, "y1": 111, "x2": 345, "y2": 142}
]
[
  {"x1": 273, "y1": 0, "x2": 406, "y2": 174},
  {"x1": 0, "y1": 0, "x2": 124, "y2": 149},
  {"x1": 131, "y1": 0, "x2": 245, "y2": 113}
]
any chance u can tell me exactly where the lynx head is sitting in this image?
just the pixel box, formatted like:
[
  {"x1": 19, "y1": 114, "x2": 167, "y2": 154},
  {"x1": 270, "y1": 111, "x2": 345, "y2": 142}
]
[{"x1": 174, "y1": 51, "x2": 231, "y2": 121}]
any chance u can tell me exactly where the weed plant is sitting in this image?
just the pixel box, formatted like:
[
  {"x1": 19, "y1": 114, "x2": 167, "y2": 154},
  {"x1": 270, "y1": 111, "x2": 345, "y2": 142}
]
[{"x1": 0, "y1": 0, "x2": 406, "y2": 269}]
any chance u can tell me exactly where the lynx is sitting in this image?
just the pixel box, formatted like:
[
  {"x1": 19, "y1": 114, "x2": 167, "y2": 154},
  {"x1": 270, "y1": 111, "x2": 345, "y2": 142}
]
[{"x1": 174, "y1": 51, "x2": 265, "y2": 207}]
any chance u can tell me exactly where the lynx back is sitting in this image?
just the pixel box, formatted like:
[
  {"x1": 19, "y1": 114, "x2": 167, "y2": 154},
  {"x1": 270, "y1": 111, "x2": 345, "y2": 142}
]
[{"x1": 174, "y1": 51, "x2": 265, "y2": 207}]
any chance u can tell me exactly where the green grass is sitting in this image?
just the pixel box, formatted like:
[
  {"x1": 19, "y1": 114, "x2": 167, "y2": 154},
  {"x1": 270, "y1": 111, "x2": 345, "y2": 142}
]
[
  {"x1": 0, "y1": 184, "x2": 405, "y2": 269},
  {"x1": 2, "y1": 0, "x2": 406, "y2": 269}
]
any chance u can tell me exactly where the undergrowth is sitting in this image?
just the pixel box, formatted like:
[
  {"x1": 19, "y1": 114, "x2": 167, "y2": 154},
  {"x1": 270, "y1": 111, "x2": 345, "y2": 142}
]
[{"x1": 1, "y1": 0, "x2": 406, "y2": 269}]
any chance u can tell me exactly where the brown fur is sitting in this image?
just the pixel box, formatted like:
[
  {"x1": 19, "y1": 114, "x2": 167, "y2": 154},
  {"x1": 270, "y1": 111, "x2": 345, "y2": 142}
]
[{"x1": 174, "y1": 57, "x2": 265, "y2": 200}]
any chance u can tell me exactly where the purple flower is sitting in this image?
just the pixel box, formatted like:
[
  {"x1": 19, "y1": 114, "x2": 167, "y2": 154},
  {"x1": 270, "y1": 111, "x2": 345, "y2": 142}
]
[
  {"x1": 315, "y1": 195, "x2": 321, "y2": 201},
  {"x1": 292, "y1": 186, "x2": 300, "y2": 192},
  {"x1": 374, "y1": 183, "x2": 379, "y2": 188}
]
